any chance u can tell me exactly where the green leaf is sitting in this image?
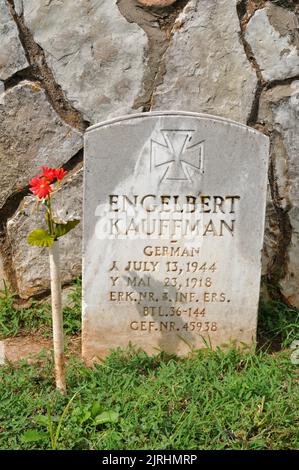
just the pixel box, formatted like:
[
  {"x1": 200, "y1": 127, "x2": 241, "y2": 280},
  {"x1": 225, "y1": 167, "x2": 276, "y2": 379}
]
[
  {"x1": 55, "y1": 220, "x2": 80, "y2": 238},
  {"x1": 21, "y1": 430, "x2": 48, "y2": 443},
  {"x1": 33, "y1": 415, "x2": 59, "y2": 426},
  {"x1": 80, "y1": 410, "x2": 91, "y2": 425},
  {"x1": 27, "y1": 229, "x2": 55, "y2": 247},
  {"x1": 33, "y1": 415, "x2": 49, "y2": 427},
  {"x1": 91, "y1": 402, "x2": 102, "y2": 419},
  {"x1": 93, "y1": 410, "x2": 119, "y2": 426}
]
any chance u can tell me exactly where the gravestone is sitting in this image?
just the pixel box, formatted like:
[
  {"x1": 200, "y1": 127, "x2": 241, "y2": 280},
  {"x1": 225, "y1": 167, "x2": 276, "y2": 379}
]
[{"x1": 82, "y1": 112, "x2": 269, "y2": 362}]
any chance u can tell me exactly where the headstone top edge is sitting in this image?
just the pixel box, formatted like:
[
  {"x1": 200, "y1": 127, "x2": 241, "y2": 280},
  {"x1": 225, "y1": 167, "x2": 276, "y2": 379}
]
[{"x1": 85, "y1": 111, "x2": 268, "y2": 141}]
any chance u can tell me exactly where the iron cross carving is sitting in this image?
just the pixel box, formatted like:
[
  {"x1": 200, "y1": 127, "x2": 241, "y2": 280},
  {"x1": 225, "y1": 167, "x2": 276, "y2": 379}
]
[{"x1": 150, "y1": 130, "x2": 205, "y2": 183}]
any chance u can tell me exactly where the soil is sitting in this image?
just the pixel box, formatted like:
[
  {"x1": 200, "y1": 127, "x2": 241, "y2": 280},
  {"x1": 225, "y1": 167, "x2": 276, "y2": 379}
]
[{"x1": 2, "y1": 333, "x2": 81, "y2": 364}]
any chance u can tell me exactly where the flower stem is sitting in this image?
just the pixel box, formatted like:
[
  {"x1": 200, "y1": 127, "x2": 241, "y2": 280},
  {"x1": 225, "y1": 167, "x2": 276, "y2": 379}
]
[
  {"x1": 47, "y1": 195, "x2": 55, "y2": 238},
  {"x1": 49, "y1": 239, "x2": 66, "y2": 395}
]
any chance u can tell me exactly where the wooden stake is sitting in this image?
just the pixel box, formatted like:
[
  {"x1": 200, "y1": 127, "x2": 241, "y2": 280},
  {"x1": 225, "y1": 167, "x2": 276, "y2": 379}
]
[{"x1": 49, "y1": 240, "x2": 66, "y2": 394}]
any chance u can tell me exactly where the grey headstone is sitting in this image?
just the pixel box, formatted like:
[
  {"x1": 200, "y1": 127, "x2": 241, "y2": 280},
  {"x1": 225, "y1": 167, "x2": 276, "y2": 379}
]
[{"x1": 82, "y1": 112, "x2": 269, "y2": 362}]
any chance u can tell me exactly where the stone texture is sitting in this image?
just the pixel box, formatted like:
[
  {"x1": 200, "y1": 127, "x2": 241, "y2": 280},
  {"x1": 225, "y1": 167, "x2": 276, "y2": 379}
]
[
  {"x1": 14, "y1": 0, "x2": 23, "y2": 16},
  {"x1": 0, "y1": 0, "x2": 297, "y2": 310},
  {"x1": 0, "y1": 81, "x2": 82, "y2": 210},
  {"x1": 280, "y1": 206, "x2": 299, "y2": 307},
  {"x1": 137, "y1": 0, "x2": 176, "y2": 6},
  {"x1": 22, "y1": 0, "x2": 148, "y2": 124},
  {"x1": 259, "y1": 82, "x2": 299, "y2": 211},
  {"x1": 0, "y1": 252, "x2": 7, "y2": 290},
  {"x1": 259, "y1": 81, "x2": 299, "y2": 306},
  {"x1": 245, "y1": 3, "x2": 299, "y2": 82},
  {"x1": 7, "y1": 169, "x2": 83, "y2": 299},
  {"x1": 261, "y1": 193, "x2": 280, "y2": 277},
  {"x1": 83, "y1": 112, "x2": 269, "y2": 361},
  {"x1": 0, "y1": 0, "x2": 28, "y2": 80},
  {"x1": 152, "y1": 0, "x2": 257, "y2": 123}
]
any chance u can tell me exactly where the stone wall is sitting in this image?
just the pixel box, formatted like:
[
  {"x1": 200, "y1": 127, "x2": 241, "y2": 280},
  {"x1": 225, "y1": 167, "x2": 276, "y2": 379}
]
[{"x1": 0, "y1": 0, "x2": 298, "y2": 306}]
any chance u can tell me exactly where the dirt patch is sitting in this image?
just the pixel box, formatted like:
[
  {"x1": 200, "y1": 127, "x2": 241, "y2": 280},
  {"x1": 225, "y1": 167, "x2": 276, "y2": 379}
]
[{"x1": 2, "y1": 333, "x2": 81, "y2": 364}]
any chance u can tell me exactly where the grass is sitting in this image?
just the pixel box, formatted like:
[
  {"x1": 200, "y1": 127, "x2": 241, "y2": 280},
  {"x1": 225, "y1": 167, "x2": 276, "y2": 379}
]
[
  {"x1": 0, "y1": 278, "x2": 81, "y2": 339},
  {"x1": 0, "y1": 280, "x2": 298, "y2": 450},
  {"x1": 0, "y1": 346, "x2": 298, "y2": 450},
  {"x1": 258, "y1": 297, "x2": 299, "y2": 349}
]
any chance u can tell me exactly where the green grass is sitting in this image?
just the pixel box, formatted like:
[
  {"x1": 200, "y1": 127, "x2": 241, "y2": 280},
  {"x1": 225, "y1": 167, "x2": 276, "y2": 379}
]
[
  {"x1": 0, "y1": 278, "x2": 81, "y2": 339},
  {"x1": 0, "y1": 281, "x2": 298, "y2": 449},
  {"x1": 60, "y1": 278, "x2": 82, "y2": 335},
  {"x1": 0, "y1": 346, "x2": 298, "y2": 450},
  {"x1": 258, "y1": 298, "x2": 299, "y2": 349}
]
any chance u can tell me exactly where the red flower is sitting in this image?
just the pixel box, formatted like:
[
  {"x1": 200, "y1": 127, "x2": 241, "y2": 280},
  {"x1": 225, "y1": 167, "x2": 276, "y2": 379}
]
[
  {"x1": 39, "y1": 167, "x2": 67, "y2": 183},
  {"x1": 55, "y1": 168, "x2": 67, "y2": 180},
  {"x1": 29, "y1": 177, "x2": 52, "y2": 199},
  {"x1": 29, "y1": 167, "x2": 67, "y2": 199},
  {"x1": 41, "y1": 167, "x2": 57, "y2": 183}
]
